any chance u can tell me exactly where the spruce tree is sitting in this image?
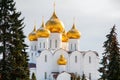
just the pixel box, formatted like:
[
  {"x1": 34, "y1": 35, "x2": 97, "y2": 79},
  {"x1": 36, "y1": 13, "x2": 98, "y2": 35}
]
[
  {"x1": 31, "y1": 73, "x2": 36, "y2": 80},
  {"x1": 99, "y1": 25, "x2": 120, "y2": 80},
  {"x1": 107, "y1": 26, "x2": 120, "y2": 80},
  {"x1": 99, "y1": 54, "x2": 108, "y2": 79},
  {"x1": 0, "y1": 0, "x2": 29, "y2": 80},
  {"x1": 81, "y1": 74, "x2": 87, "y2": 80},
  {"x1": 77, "y1": 75, "x2": 81, "y2": 80}
]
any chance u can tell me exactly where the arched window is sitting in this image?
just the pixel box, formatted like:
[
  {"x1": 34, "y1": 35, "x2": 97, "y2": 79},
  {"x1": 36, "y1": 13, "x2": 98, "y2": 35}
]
[
  {"x1": 89, "y1": 73, "x2": 91, "y2": 80},
  {"x1": 40, "y1": 43, "x2": 41, "y2": 48},
  {"x1": 75, "y1": 44, "x2": 77, "y2": 50},
  {"x1": 75, "y1": 56, "x2": 77, "y2": 63},
  {"x1": 89, "y1": 56, "x2": 91, "y2": 63},
  {"x1": 31, "y1": 53, "x2": 33, "y2": 57},
  {"x1": 45, "y1": 55, "x2": 47, "y2": 62},
  {"x1": 44, "y1": 72, "x2": 47, "y2": 79},
  {"x1": 34, "y1": 45, "x2": 36, "y2": 50},
  {"x1": 55, "y1": 40, "x2": 57, "y2": 48},
  {"x1": 43, "y1": 42, "x2": 45, "y2": 48},
  {"x1": 31, "y1": 46, "x2": 32, "y2": 50},
  {"x1": 71, "y1": 44, "x2": 72, "y2": 50},
  {"x1": 49, "y1": 40, "x2": 51, "y2": 48}
]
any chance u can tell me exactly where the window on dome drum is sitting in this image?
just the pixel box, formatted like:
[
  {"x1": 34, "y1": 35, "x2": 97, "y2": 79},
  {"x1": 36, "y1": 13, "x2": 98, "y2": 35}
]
[
  {"x1": 55, "y1": 40, "x2": 57, "y2": 48},
  {"x1": 31, "y1": 53, "x2": 33, "y2": 57},
  {"x1": 75, "y1": 44, "x2": 77, "y2": 50},
  {"x1": 35, "y1": 45, "x2": 36, "y2": 50},
  {"x1": 89, "y1": 56, "x2": 91, "y2": 63},
  {"x1": 89, "y1": 73, "x2": 91, "y2": 80},
  {"x1": 49, "y1": 40, "x2": 51, "y2": 48},
  {"x1": 45, "y1": 55, "x2": 47, "y2": 62},
  {"x1": 40, "y1": 43, "x2": 41, "y2": 48},
  {"x1": 31, "y1": 46, "x2": 33, "y2": 50},
  {"x1": 75, "y1": 56, "x2": 77, "y2": 63},
  {"x1": 44, "y1": 42, "x2": 45, "y2": 48},
  {"x1": 44, "y1": 72, "x2": 47, "y2": 79},
  {"x1": 71, "y1": 44, "x2": 72, "y2": 50}
]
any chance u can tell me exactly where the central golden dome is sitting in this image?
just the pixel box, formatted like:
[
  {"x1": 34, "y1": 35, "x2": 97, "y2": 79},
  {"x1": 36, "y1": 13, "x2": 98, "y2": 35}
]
[
  {"x1": 57, "y1": 55, "x2": 67, "y2": 65},
  {"x1": 67, "y1": 23, "x2": 81, "y2": 39},
  {"x1": 62, "y1": 30, "x2": 69, "y2": 42},
  {"x1": 45, "y1": 11, "x2": 64, "y2": 33},
  {"x1": 28, "y1": 25, "x2": 37, "y2": 41},
  {"x1": 36, "y1": 18, "x2": 50, "y2": 38}
]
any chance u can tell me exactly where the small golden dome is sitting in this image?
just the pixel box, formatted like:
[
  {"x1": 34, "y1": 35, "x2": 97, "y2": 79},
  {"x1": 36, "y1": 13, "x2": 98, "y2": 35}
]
[
  {"x1": 45, "y1": 6, "x2": 64, "y2": 33},
  {"x1": 62, "y1": 30, "x2": 69, "y2": 42},
  {"x1": 57, "y1": 55, "x2": 67, "y2": 65},
  {"x1": 67, "y1": 23, "x2": 81, "y2": 39},
  {"x1": 36, "y1": 18, "x2": 50, "y2": 38},
  {"x1": 28, "y1": 25, "x2": 38, "y2": 41}
]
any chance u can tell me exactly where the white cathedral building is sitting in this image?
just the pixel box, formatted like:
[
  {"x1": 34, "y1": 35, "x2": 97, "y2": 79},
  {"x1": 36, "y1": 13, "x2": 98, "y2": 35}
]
[{"x1": 28, "y1": 6, "x2": 99, "y2": 80}]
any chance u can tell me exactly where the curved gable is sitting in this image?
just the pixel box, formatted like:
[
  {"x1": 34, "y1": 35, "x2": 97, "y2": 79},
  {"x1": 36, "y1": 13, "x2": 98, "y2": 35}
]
[
  {"x1": 36, "y1": 50, "x2": 53, "y2": 80},
  {"x1": 83, "y1": 51, "x2": 99, "y2": 79},
  {"x1": 84, "y1": 51, "x2": 99, "y2": 57},
  {"x1": 54, "y1": 48, "x2": 69, "y2": 59},
  {"x1": 53, "y1": 49, "x2": 69, "y2": 72},
  {"x1": 69, "y1": 51, "x2": 83, "y2": 75}
]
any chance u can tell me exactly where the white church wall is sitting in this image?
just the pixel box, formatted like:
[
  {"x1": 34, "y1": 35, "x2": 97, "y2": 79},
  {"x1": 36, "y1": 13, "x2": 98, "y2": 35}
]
[
  {"x1": 58, "y1": 65, "x2": 67, "y2": 73},
  {"x1": 53, "y1": 49, "x2": 69, "y2": 72},
  {"x1": 56, "y1": 72, "x2": 71, "y2": 80},
  {"x1": 69, "y1": 51, "x2": 83, "y2": 75},
  {"x1": 36, "y1": 50, "x2": 53, "y2": 80},
  {"x1": 83, "y1": 51, "x2": 99, "y2": 80},
  {"x1": 30, "y1": 68, "x2": 36, "y2": 79},
  {"x1": 29, "y1": 51, "x2": 37, "y2": 63}
]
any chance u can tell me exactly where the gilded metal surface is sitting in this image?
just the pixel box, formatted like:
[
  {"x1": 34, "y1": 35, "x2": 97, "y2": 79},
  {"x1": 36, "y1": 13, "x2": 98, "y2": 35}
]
[
  {"x1": 28, "y1": 25, "x2": 38, "y2": 41},
  {"x1": 36, "y1": 19, "x2": 50, "y2": 38},
  {"x1": 67, "y1": 23, "x2": 81, "y2": 39},
  {"x1": 57, "y1": 55, "x2": 67, "y2": 65},
  {"x1": 62, "y1": 30, "x2": 69, "y2": 42},
  {"x1": 46, "y1": 11, "x2": 64, "y2": 33}
]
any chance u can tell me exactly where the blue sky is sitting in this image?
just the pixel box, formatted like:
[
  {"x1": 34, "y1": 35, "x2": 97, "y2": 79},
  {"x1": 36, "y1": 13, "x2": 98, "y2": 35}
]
[{"x1": 14, "y1": 0, "x2": 120, "y2": 56}]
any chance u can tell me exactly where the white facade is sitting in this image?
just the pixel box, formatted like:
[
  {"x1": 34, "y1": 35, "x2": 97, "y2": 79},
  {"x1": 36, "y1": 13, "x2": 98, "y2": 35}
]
[{"x1": 28, "y1": 33, "x2": 99, "y2": 80}]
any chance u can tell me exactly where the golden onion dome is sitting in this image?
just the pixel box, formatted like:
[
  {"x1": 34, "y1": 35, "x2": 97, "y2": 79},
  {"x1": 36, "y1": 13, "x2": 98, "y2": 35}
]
[
  {"x1": 36, "y1": 18, "x2": 50, "y2": 38},
  {"x1": 62, "y1": 30, "x2": 69, "y2": 42},
  {"x1": 45, "y1": 6, "x2": 64, "y2": 33},
  {"x1": 57, "y1": 54, "x2": 67, "y2": 65},
  {"x1": 28, "y1": 25, "x2": 38, "y2": 41},
  {"x1": 67, "y1": 23, "x2": 81, "y2": 39}
]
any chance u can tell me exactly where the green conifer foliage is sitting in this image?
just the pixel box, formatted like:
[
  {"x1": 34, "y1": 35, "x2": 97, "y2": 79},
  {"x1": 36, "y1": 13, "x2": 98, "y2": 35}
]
[
  {"x1": 31, "y1": 73, "x2": 36, "y2": 80},
  {"x1": 99, "y1": 25, "x2": 120, "y2": 80},
  {"x1": 77, "y1": 75, "x2": 81, "y2": 80},
  {"x1": 81, "y1": 74, "x2": 87, "y2": 80},
  {"x1": 0, "y1": 0, "x2": 29, "y2": 80}
]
